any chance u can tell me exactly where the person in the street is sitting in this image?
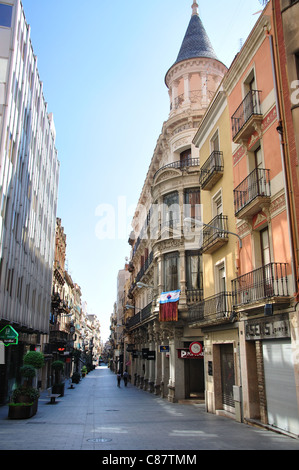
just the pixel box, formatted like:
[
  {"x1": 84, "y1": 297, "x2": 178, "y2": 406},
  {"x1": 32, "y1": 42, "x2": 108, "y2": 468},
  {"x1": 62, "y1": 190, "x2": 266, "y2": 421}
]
[
  {"x1": 123, "y1": 370, "x2": 129, "y2": 387},
  {"x1": 117, "y1": 372, "x2": 121, "y2": 387}
]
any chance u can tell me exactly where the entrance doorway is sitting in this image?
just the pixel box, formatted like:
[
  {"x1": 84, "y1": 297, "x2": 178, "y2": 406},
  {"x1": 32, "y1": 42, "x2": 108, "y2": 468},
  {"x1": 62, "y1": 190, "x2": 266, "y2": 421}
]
[
  {"x1": 220, "y1": 344, "x2": 235, "y2": 411},
  {"x1": 184, "y1": 357, "x2": 205, "y2": 399}
]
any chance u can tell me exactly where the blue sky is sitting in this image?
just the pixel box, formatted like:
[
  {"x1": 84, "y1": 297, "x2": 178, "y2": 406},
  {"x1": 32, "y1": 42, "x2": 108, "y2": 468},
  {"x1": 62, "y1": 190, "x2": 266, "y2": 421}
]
[{"x1": 22, "y1": 0, "x2": 264, "y2": 342}]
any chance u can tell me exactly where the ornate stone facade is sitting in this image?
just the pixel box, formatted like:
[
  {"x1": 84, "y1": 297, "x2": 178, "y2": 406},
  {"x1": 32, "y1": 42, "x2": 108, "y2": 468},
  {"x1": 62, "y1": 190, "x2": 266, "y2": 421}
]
[{"x1": 123, "y1": 2, "x2": 227, "y2": 403}]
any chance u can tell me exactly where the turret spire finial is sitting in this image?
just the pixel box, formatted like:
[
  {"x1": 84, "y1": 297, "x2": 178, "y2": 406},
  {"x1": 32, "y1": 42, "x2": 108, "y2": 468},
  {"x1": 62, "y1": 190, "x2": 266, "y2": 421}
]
[{"x1": 191, "y1": 0, "x2": 199, "y2": 17}]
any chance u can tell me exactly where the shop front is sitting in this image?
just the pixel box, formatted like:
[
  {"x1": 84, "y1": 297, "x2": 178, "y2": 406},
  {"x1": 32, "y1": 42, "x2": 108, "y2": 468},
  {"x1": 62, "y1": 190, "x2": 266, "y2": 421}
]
[
  {"x1": 202, "y1": 325, "x2": 240, "y2": 418},
  {"x1": 243, "y1": 313, "x2": 299, "y2": 436}
]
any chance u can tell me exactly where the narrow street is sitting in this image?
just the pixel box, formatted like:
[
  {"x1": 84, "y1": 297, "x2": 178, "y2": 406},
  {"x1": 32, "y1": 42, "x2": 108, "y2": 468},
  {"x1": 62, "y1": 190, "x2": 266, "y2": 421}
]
[{"x1": 0, "y1": 366, "x2": 298, "y2": 453}]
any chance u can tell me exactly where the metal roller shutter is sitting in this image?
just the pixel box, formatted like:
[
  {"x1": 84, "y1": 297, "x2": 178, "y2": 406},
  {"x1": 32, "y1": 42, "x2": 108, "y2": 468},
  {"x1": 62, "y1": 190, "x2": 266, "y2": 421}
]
[{"x1": 262, "y1": 339, "x2": 299, "y2": 436}]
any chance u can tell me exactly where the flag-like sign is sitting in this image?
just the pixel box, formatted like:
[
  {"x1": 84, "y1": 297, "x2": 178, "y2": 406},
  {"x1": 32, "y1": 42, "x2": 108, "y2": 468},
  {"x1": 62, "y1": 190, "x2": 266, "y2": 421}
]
[
  {"x1": 0, "y1": 325, "x2": 19, "y2": 347},
  {"x1": 159, "y1": 290, "x2": 180, "y2": 322}
]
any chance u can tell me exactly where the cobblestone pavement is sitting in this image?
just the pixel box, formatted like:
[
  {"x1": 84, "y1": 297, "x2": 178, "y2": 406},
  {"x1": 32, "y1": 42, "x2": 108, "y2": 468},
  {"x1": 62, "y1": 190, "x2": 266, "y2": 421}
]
[{"x1": 0, "y1": 366, "x2": 298, "y2": 452}]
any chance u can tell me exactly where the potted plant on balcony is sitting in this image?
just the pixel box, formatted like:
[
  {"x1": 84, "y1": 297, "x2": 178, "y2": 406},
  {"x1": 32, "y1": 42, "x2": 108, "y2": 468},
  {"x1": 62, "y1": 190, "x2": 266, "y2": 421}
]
[
  {"x1": 8, "y1": 351, "x2": 45, "y2": 419},
  {"x1": 52, "y1": 360, "x2": 65, "y2": 396}
]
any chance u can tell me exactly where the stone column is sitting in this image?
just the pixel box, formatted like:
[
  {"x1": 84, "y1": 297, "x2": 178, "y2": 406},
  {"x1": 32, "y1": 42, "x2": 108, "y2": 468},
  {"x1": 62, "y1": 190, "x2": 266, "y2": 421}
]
[
  {"x1": 168, "y1": 327, "x2": 184, "y2": 402},
  {"x1": 148, "y1": 324, "x2": 155, "y2": 392},
  {"x1": 183, "y1": 74, "x2": 190, "y2": 105},
  {"x1": 154, "y1": 322, "x2": 162, "y2": 395}
]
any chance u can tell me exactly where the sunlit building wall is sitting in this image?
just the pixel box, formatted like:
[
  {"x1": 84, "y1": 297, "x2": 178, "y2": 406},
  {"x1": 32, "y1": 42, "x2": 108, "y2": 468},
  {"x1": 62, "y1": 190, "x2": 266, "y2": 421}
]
[{"x1": 0, "y1": 0, "x2": 59, "y2": 338}]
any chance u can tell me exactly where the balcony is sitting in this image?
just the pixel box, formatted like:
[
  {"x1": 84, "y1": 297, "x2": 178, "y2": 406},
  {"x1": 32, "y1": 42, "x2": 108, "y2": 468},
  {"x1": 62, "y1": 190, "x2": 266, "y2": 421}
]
[
  {"x1": 199, "y1": 151, "x2": 224, "y2": 190},
  {"x1": 201, "y1": 215, "x2": 229, "y2": 254},
  {"x1": 234, "y1": 168, "x2": 271, "y2": 218},
  {"x1": 231, "y1": 90, "x2": 263, "y2": 144},
  {"x1": 186, "y1": 288, "x2": 203, "y2": 304},
  {"x1": 135, "y1": 252, "x2": 154, "y2": 283},
  {"x1": 153, "y1": 158, "x2": 200, "y2": 182},
  {"x1": 232, "y1": 263, "x2": 290, "y2": 310},
  {"x1": 126, "y1": 303, "x2": 153, "y2": 330},
  {"x1": 188, "y1": 292, "x2": 234, "y2": 326}
]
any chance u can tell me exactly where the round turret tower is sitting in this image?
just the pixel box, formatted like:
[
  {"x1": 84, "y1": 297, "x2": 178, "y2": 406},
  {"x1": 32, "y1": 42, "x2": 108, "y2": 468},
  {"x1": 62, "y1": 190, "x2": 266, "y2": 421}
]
[{"x1": 165, "y1": 0, "x2": 227, "y2": 119}]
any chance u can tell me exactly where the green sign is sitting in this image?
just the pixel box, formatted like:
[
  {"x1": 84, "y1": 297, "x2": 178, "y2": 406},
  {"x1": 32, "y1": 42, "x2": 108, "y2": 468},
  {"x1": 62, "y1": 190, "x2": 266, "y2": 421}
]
[{"x1": 0, "y1": 325, "x2": 19, "y2": 347}]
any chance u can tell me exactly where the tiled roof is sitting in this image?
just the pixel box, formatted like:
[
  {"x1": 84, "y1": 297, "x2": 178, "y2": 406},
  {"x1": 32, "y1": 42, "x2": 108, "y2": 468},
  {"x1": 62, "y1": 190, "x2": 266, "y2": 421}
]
[{"x1": 174, "y1": 14, "x2": 218, "y2": 65}]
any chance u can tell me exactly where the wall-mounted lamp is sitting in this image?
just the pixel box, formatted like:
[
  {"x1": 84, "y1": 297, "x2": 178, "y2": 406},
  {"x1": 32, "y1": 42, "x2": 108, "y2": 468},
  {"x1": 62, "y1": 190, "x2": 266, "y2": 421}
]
[
  {"x1": 136, "y1": 282, "x2": 155, "y2": 289},
  {"x1": 125, "y1": 305, "x2": 142, "y2": 311}
]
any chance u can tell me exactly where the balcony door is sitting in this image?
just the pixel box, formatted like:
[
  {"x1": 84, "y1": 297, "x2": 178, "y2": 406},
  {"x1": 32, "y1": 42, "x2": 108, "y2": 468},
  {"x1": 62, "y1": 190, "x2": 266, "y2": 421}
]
[
  {"x1": 215, "y1": 262, "x2": 228, "y2": 318},
  {"x1": 260, "y1": 227, "x2": 274, "y2": 297},
  {"x1": 261, "y1": 227, "x2": 271, "y2": 267},
  {"x1": 210, "y1": 130, "x2": 220, "y2": 152},
  {"x1": 180, "y1": 149, "x2": 191, "y2": 166}
]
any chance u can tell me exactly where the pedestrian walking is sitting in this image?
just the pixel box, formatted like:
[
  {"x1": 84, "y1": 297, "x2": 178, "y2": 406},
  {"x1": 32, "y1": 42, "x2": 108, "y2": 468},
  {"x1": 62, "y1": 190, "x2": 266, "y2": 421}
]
[
  {"x1": 123, "y1": 370, "x2": 129, "y2": 387},
  {"x1": 117, "y1": 372, "x2": 121, "y2": 387}
]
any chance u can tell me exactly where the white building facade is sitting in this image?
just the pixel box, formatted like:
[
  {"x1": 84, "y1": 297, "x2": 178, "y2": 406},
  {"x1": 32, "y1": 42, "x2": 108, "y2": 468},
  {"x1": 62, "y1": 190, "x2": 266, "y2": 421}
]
[{"x1": 0, "y1": 1, "x2": 59, "y2": 402}]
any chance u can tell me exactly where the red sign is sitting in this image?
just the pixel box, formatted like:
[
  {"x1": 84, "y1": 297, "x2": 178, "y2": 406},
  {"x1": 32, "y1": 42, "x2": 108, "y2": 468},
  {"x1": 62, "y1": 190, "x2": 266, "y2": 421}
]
[
  {"x1": 189, "y1": 342, "x2": 203, "y2": 356},
  {"x1": 177, "y1": 348, "x2": 204, "y2": 359}
]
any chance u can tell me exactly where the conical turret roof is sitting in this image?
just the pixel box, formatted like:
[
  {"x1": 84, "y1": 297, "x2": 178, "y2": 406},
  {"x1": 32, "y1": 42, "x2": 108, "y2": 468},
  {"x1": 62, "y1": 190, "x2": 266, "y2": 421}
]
[{"x1": 174, "y1": 13, "x2": 218, "y2": 65}]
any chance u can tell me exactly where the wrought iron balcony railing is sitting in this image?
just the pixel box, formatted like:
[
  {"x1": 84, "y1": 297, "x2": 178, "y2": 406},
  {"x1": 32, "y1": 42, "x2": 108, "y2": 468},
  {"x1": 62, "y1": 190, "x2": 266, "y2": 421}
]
[
  {"x1": 201, "y1": 214, "x2": 228, "y2": 254},
  {"x1": 232, "y1": 262, "x2": 289, "y2": 307},
  {"x1": 199, "y1": 151, "x2": 224, "y2": 190},
  {"x1": 231, "y1": 90, "x2": 262, "y2": 140},
  {"x1": 135, "y1": 252, "x2": 154, "y2": 283},
  {"x1": 126, "y1": 302, "x2": 153, "y2": 330},
  {"x1": 234, "y1": 168, "x2": 270, "y2": 216},
  {"x1": 153, "y1": 158, "x2": 200, "y2": 182},
  {"x1": 188, "y1": 292, "x2": 234, "y2": 325}
]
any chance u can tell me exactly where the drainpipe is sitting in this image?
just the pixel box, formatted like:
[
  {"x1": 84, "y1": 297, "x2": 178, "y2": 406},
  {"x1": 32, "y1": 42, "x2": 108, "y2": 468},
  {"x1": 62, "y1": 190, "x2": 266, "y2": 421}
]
[{"x1": 265, "y1": 24, "x2": 298, "y2": 297}]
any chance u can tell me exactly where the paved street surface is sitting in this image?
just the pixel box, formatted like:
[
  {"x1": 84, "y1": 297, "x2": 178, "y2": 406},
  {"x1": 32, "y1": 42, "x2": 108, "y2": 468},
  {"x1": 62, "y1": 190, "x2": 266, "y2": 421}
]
[{"x1": 0, "y1": 366, "x2": 298, "y2": 453}]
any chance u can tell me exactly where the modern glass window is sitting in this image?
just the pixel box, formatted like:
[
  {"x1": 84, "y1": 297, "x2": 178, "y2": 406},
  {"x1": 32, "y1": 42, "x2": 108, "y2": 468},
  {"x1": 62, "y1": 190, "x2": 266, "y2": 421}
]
[
  {"x1": 186, "y1": 251, "x2": 202, "y2": 291},
  {"x1": 164, "y1": 252, "x2": 179, "y2": 292},
  {"x1": 0, "y1": 4, "x2": 13, "y2": 28}
]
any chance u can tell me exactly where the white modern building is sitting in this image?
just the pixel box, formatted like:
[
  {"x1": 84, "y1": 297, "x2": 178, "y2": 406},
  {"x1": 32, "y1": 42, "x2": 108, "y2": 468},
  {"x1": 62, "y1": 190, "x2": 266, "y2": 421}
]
[{"x1": 0, "y1": 0, "x2": 59, "y2": 402}]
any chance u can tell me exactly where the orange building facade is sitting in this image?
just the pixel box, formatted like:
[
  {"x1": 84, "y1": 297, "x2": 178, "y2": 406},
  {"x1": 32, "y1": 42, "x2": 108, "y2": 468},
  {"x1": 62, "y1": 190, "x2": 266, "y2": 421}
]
[{"x1": 223, "y1": 2, "x2": 298, "y2": 435}]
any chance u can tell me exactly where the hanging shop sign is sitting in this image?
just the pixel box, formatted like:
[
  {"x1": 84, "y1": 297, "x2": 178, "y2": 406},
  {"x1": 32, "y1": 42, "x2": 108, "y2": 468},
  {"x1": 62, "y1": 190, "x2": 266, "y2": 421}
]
[
  {"x1": 189, "y1": 342, "x2": 203, "y2": 356},
  {"x1": 142, "y1": 348, "x2": 149, "y2": 359},
  {"x1": 0, "y1": 325, "x2": 19, "y2": 347},
  {"x1": 160, "y1": 345, "x2": 169, "y2": 353},
  {"x1": 177, "y1": 348, "x2": 204, "y2": 359},
  {"x1": 147, "y1": 351, "x2": 156, "y2": 361}
]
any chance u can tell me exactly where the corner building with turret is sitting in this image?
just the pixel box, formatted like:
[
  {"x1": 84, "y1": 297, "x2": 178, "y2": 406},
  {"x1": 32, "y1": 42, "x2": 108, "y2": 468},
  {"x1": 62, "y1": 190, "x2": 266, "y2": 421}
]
[{"x1": 124, "y1": 2, "x2": 227, "y2": 403}]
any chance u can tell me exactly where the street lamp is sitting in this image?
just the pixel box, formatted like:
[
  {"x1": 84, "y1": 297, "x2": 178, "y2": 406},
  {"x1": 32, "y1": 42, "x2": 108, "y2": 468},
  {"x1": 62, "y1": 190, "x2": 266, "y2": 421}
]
[
  {"x1": 183, "y1": 217, "x2": 242, "y2": 248},
  {"x1": 136, "y1": 282, "x2": 155, "y2": 289},
  {"x1": 125, "y1": 305, "x2": 142, "y2": 311}
]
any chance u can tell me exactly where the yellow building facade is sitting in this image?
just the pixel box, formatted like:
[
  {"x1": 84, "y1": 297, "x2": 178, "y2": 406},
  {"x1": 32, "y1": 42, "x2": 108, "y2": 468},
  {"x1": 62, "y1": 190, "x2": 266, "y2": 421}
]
[{"x1": 193, "y1": 90, "x2": 241, "y2": 418}]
